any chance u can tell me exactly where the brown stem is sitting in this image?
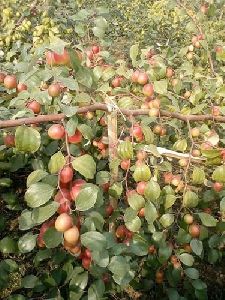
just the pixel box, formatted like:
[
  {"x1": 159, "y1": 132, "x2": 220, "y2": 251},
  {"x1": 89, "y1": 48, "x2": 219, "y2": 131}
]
[{"x1": 1, "y1": 104, "x2": 225, "y2": 128}]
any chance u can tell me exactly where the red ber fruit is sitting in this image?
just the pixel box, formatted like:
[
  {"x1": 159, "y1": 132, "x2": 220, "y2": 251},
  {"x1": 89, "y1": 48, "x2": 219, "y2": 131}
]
[
  {"x1": 70, "y1": 179, "x2": 86, "y2": 200},
  {"x1": 48, "y1": 124, "x2": 65, "y2": 140},
  {"x1": 82, "y1": 257, "x2": 91, "y2": 270},
  {"x1": 68, "y1": 129, "x2": 82, "y2": 144},
  {"x1": 60, "y1": 166, "x2": 74, "y2": 184},
  {"x1": 54, "y1": 188, "x2": 72, "y2": 201}
]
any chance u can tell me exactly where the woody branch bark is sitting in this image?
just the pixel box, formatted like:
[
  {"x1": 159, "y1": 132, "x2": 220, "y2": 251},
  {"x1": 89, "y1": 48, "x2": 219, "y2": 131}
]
[{"x1": 1, "y1": 104, "x2": 225, "y2": 128}]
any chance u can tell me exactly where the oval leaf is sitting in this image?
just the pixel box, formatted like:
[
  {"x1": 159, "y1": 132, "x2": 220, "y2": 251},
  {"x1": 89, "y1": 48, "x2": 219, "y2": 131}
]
[
  {"x1": 25, "y1": 183, "x2": 55, "y2": 208},
  {"x1": 72, "y1": 154, "x2": 96, "y2": 179},
  {"x1": 15, "y1": 126, "x2": 41, "y2": 153}
]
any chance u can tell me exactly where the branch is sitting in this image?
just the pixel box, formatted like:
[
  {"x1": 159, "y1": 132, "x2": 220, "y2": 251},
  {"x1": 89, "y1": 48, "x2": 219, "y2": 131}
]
[
  {"x1": 178, "y1": 1, "x2": 216, "y2": 76},
  {"x1": 1, "y1": 104, "x2": 225, "y2": 128}
]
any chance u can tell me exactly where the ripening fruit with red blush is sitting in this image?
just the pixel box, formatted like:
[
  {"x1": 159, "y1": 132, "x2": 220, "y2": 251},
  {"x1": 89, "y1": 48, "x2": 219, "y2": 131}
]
[
  {"x1": 64, "y1": 226, "x2": 80, "y2": 245},
  {"x1": 212, "y1": 106, "x2": 220, "y2": 116},
  {"x1": 191, "y1": 127, "x2": 200, "y2": 138},
  {"x1": 166, "y1": 67, "x2": 173, "y2": 78},
  {"x1": 136, "y1": 181, "x2": 147, "y2": 195},
  {"x1": 179, "y1": 158, "x2": 188, "y2": 167},
  {"x1": 192, "y1": 149, "x2": 201, "y2": 157},
  {"x1": 27, "y1": 100, "x2": 41, "y2": 114},
  {"x1": 189, "y1": 224, "x2": 200, "y2": 238},
  {"x1": 137, "y1": 72, "x2": 148, "y2": 85},
  {"x1": 120, "y1": 159, "x2": 130, "y2": 170},
  {"x1": 213, "y1": 182, "x2": 223, "y2": 192},
  {"x1": 86, "y1": 50, "x2": 94, "y2": 60},
  {"x1": 132, "y1": 124, "x2": 144, "y2": 141},
  {"x1": 149, "y1": 107, "x2": 159, "y2": 117},
  {"x1": 17, "y1": 82, "x2": 27, "y2": 92},
  {"x1": 148, "y1": 245, "x2": 156, "y2": 254},
  {"x1": 200, "y1": 142, "x2": 213, "y2": 151},
  {"x1": 138, "y1": 207, "x2": 145, "y2": 217},
  {"x1": 143, "y1": 83, "x2": 154, "y2": 97},
  {"x1": 70, "y1": 179, "x2": 86, "y2": 200},
  {"x1": 68, "y1": 129, "x2": 82, "y2": 144},
  {"x1": 55, "y1": 197, "x2": 71, "y2": 214},
  {"x1": 82, "y1": 257, "x2": 91, "y2": 270},
  {"x1": 48, "y1": 83, "x2": 61, "y2": 97},
  {"x1": 84, "y1": 248, "x2": 92, "y2": 259},
  {"x1": 99, "y1": 117, "x2": 107, "y2": 126},
  {"x1": 163, "y1": 172, "x2": 173, "y2": 184},
  {"x1": 0, "y1": 72, "x2": 6, "y2": 83},
  {"x1": 60, "y1": 166, "x2": 74, "y2": 184},
  {"x1": 4, "y1": 75, "x2": 17, "y2": 89},
  {"x1": 112, "y1": 77, "x2": 121, "y2": 88},
  {"x1": 116, "y1": 225, "x2": 127, "y2": 239},
  {"x1": 54, "y1": 188, "x2": 72, "y2": 201},
  {"x1": 105, "y1": 204, "x2": 114, "y2": 216},
  {"x1": 48, "y1": 124, "x2": 65, "y2": 139},
  {"x1": 3, "y1": 134, "x2": 15, "y2": 147},
  {"x1": 92, "y1": 45, "x2": 100, "y2": 54},
  {"x1": 131, "y1": 70, "x2": 140, "y2": 83},
  {"x1": 183, "y1": 214, "x2": 194, "y2": 225},
  {"x1": 55, "y1": 213, "x2": 73, "y2": 232}
]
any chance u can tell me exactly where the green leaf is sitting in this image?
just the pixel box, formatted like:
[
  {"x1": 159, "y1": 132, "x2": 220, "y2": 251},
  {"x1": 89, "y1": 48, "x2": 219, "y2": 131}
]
[
  {"x1": 76, "y1": 68, "x2": 93, "y2": 88},
  {"x1": 190, "y1": 239, "x2": 203, "y2": 256},
  {"x1": 167, "y1": 288, "x2": 180, "y2": 300},
  {"x1": 164, "y1": 194, "x2": 176, "y2": 210},
  {"x1": 0, "y1": 237, "x2": 17, "y2": 254},
  {"x1": 127, "y1": 193, "x2": 145, "y2": 211},
  {"x1": 96, "y1": 171, "x2": 110, "y2": 185},
  {"x1": 15, "y1": 126, "x2": 41, "y2": 153},
  {"x1": 62, "y1": 106, "x2": 78, "y2": 117},
  {"x1": 158, "y1": 246, "x2": 172, "y2": 263},
  {"x1": 88, "y1": 280, "x2": 105, "y2": 300},
  {"x1": 130, "y1": 235, "x2": 148, "y2": 256},
  {"x1": 130, "y1": 44, "x2": 139, "y2": 67},
  {"x1": 66, "y1": 116, "x2": 78, "y2": 136},
  {"x1": 27, "y1": 170, "x2": 48, "y2": 187},
  {"x1": 142, "y1": 126, "x2": 154, "y2": 144},
  {"x1": 47, "y1": 37, "x2": 67, "y2": 54},
  {"x1": 25, "y1": 183, "x2": 55, "y2": 208},
  {"x1": 220, "y1": 198, "x2": 225, "y2": 212},
  {"x1": 32, "y1": 202, "x2": 59, "y2": 224},
  {"x1": 21, "y1": 275, "x2": 40, "y2": 288},
  {"x1": 184, "y1": 268, "x2": 199, "y2": 280},
  {"x1": 108, "y1": 256, "x2": 130, "y2": 277},
  {"x1": 19, "y1": 210, "x2": 37, "y2": 230},
  {"x1": 93, "y1": 26, "x2": 105, "y2": 38},
  {"x1": 154, "y1": 79, "x2": 168, "y2": 95},
  {"x1": 198, "y1": 213, "x2": 218, "y2": 227},
  {"x1": 92, "y1": 249, "x2": 109, "y2": 267},
  {"x1": 159, "y1": 214, "x2": 174, "y2": 228},
  {"x1": 144, "y1": 180, "x2": 161, "y2": 203},
  {"x1": 78, "y1": 124, "x2": 94, "y2": 140},
  {"x1": 179, "y1": 253, "x2": 194, "y2": 266},
  {"x1": 109, "y1": 182, "x2": 123, "y2": 199},
  {"x1": 192, "y1": 167, "x2": 205, "y2": 185},
  {"x1": 18, "y1": 233, "x2": 37, "y2": 253},
  {"x1": 212, "y1": 165, "x2": 225, "y2": 183},
  {"x1": 48, "y1": 151, "x2": 66, "y2": 174},
  {"x1": 70, "y1": 271, "x2": 88, "y2": 291},
  {"x1": 125, "y1": 216, "x2": 141, "y2": 232},
  {"x1": 43, "y1": 227, "x2": 63, "y2": 248},
  {"x1": 58, "y1": 77, "x2": 78, "y2": 90},
  {"x1": 81, "y1": 231, "x2": 107, "y2": 252},
  {"x1": 72, "y1": 154, "x2": 96, "y2": 179},
  {"x1": 144, "y1": 201, "x2": 158, "y2": 223},
  {"x1": 94, "y1": 16, "x2": 108, "y2": 28},
  {"x1": 183, "y1": 190, "x2": 199, "y2": 208},
  {"x1": 76, "y1": 184, "x2": 100, "y2": 211}
]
